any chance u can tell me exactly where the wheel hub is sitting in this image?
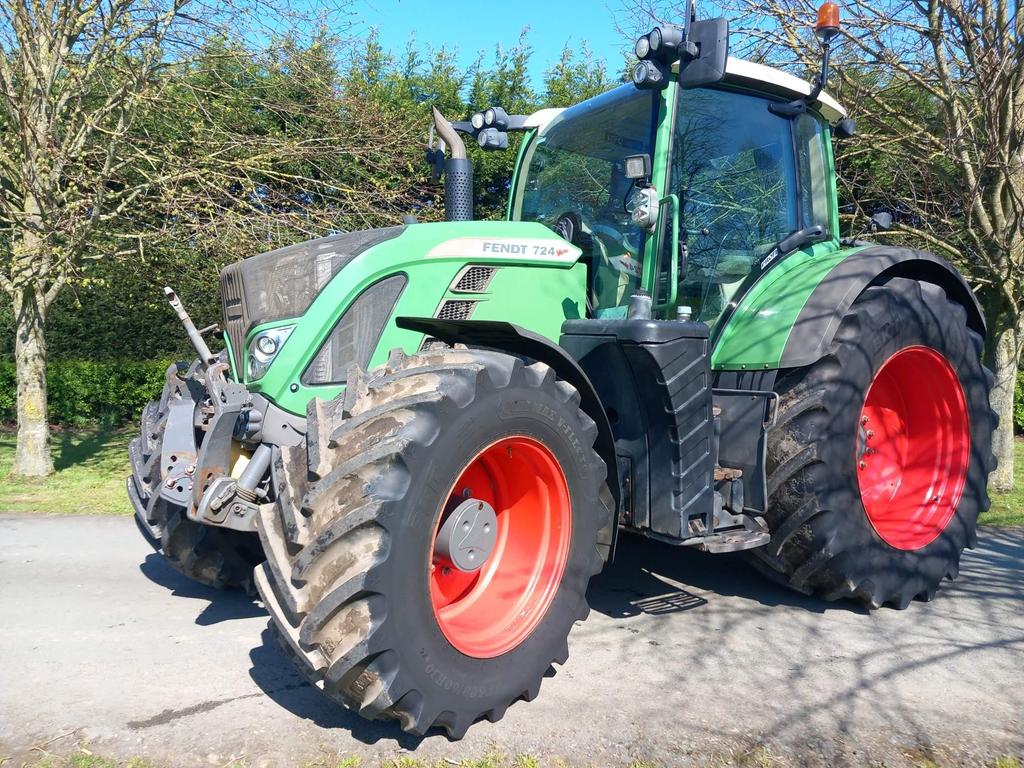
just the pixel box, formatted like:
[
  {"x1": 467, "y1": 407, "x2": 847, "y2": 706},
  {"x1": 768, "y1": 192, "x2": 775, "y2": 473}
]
[
  {"x1": 434, "y1": 498, "x2": 497, "y2": 573},
  {"x1": 428, "y1": 435, "x2": 572, "y2": 659}
]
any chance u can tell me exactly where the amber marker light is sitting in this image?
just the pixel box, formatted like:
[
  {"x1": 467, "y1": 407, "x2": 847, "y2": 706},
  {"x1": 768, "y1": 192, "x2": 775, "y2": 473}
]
[{"x1": 816, "y1": 1, "x2": 841, "y2": 41}]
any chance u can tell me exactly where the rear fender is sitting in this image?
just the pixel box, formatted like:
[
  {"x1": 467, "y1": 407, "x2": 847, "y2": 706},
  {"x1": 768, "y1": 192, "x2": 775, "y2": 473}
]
[
  {"x1": 396, "y1": 317, "x2": 620, "y2": 562},
  {"x1": 712, "y1": 245, "x2": 985, "y2": 371}
]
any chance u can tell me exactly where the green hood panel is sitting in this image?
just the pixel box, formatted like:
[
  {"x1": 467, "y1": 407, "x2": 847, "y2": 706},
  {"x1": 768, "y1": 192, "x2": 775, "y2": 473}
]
[{"x1": 247, "y1": 220, "x2": 586, "y2": 415}]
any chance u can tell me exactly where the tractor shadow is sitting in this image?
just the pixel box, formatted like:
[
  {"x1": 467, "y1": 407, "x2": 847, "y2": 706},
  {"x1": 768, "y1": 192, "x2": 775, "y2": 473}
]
[
  {"x1": 138, "y1": 553, "x2": 266, "y2": 625},
  {"x1": 587, "y1": 531, "x2": 848, "y2": 618},
  {"x1": 247, "y1": 627, "x2": 430, "y2": 748}
]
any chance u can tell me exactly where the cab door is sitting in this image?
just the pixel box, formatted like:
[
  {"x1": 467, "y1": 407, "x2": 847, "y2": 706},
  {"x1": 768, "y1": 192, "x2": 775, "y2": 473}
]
[{"x1": 649, "y1": 84, "x2": 836, "y2": 331}]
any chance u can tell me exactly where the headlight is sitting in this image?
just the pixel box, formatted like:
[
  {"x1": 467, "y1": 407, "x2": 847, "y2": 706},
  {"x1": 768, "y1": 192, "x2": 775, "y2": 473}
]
[{"x1": 247, "y1": 325, "x2": 294, "y2": 381}]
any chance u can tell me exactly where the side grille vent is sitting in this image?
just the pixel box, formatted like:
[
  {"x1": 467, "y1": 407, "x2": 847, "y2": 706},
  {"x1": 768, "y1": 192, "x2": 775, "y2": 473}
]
[
  {"x1": 451, "y1": 266, "x2": 497, "y2": 293},
  {"x1": 219, "y1": 266, "x2": 246, "y2": 374},
  {"x1": 435, "y1": 300, "x2": 476, "y2": 321}
]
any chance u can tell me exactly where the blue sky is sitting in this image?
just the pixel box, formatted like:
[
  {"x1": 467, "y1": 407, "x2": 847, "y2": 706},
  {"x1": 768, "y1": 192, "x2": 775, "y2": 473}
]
[{"x1": 356, "y1": 0, "x2": 640, "y2": 85}]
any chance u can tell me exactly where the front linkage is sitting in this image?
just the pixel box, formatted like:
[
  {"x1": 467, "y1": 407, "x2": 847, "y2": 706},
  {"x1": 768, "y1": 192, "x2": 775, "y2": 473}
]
[{"x1": 128, "y1": 288, "x2": 304, "y2": 561}]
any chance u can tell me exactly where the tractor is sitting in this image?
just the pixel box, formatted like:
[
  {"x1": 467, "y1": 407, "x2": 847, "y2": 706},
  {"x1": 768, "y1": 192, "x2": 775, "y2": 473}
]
[{"x1": 128, "y1": 2, "x2": 996, "y2": 739}]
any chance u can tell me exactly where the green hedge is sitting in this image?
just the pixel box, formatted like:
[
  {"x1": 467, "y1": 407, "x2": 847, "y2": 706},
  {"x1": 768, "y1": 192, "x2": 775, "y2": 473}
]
[{"x1": 0, "y1": 360, "x2": 173, "y2": 427}]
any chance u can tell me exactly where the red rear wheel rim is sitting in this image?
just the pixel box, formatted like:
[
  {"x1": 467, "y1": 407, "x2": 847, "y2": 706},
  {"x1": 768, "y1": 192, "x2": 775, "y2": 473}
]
[
  {"x1": 857, "y1": 346, "x2": 970, "y2": 550},
  {"x1": 429, "y1": 436, "x2": 572, "y2": 658}
]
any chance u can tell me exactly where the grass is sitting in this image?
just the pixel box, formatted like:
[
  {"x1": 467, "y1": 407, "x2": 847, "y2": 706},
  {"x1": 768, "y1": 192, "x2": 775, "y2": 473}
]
[
  {"x1": 984, "y1": 437, "x2": 1024, "y2": 526},
  {"x1": 0, "y1": 426, "x2": 1022, "y2": 525},
  {"x1": 0, "y1": 428, "x2": 132, "y2": 515}
]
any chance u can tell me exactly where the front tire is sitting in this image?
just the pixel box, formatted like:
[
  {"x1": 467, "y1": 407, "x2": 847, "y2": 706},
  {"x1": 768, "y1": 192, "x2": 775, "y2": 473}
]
[
  {"x1": 747, "y1": 278, "x2": 996, "y2": 608},
  {"x1": 255, "y1": 348, "x2": 609, "y2": 737}
]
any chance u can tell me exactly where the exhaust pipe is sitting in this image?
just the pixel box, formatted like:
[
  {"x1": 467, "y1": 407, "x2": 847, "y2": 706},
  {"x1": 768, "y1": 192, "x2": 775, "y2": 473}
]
[{"x1": 431, "y1": 106, "x2": 474, "y2": 221}]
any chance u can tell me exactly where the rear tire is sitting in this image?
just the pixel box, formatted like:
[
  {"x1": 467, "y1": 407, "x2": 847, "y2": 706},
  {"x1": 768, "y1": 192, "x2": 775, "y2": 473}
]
[
  {"x1": 255, "y1": 348, "x2": 609, "y2": 737},
  {"x1": 129, "y1": 367, "x2": 264, "y2": 592},
  {"x1": 747, "y1": 278, "x2": 996, "y2": 608}
]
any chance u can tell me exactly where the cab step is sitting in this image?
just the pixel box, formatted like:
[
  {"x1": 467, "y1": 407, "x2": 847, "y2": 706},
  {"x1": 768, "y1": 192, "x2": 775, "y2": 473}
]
[{"x1": 685, "y1": 527, "x2": 771, "y2": 553}]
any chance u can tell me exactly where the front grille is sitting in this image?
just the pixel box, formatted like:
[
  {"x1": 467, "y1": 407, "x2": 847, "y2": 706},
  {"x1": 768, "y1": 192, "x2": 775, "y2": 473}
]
[
  {"x1": 217, "y1": 226, "x2": 405, "y2": 379},
  {"x1": 220, "y1": 266, "x2": 247, "y2": 374},
  {"x1": 451, "y1": 266, "x2": 497, "y2": 293},
  {"x1": 436, "y1": 300, "x2": 476, "y2": 320}
]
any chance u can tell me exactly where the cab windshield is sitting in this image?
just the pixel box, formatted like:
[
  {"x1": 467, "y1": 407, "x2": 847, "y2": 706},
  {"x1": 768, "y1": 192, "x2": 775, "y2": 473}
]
[{"x1": 513, "y1": 86, "x2": 659, "y2": 316}]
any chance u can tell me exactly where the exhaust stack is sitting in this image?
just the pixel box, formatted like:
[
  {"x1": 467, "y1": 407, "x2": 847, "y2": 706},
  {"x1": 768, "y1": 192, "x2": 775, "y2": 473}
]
[{"x1": 431, "y1": 106, "x2": 474, "y2": 221}]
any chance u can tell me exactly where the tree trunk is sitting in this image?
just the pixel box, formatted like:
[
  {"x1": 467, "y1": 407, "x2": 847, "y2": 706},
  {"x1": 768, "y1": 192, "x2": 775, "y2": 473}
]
[
  {"x1": 987, "y1": 316, "x2": 1023, "y2": 492},
  {"x1": 11, "y1": 287, "x2": 54, "y2": 477}
]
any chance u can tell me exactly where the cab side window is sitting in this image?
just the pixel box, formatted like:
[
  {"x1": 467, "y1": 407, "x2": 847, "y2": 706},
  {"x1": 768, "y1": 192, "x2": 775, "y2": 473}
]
[
  {"x1": 670, "y1": 88, "x2": 799, "y2": 324},
  {"x1": 795, "y1": 112, "x2": 831, "y2": 236}
]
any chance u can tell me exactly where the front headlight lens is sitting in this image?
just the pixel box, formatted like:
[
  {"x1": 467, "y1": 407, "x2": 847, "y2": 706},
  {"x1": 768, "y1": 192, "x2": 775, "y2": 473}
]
[{"x1": 247, "y1": 325, "x2": 294, "y2": 381}]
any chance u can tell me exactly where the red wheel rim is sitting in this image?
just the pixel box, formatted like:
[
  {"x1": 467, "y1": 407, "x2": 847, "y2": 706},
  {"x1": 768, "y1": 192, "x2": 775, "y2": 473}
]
[
  {"x1": 857, "y1": 346, "x2": 970, "y2": 550},
  {"x1": 429, "y1": 436, "x2": 572, "y2": 658}
]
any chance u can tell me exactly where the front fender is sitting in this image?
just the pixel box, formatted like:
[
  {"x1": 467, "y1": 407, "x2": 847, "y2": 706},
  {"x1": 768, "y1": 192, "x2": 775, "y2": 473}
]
[{"x1": 711, "y1": 244, "x2": 985, "y2": 371}]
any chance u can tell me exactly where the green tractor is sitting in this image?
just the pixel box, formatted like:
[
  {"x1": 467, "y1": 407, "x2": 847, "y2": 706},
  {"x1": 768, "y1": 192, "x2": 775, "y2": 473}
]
[{"x1": 128, "y1": 2, "x2": 996, "y2": 739}]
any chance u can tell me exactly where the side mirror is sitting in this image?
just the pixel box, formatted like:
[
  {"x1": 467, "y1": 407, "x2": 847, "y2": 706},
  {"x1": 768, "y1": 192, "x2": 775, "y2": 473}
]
[
  {"x1": 870, "y1": 211, "x2": 893, "y2": 232},
  {"x1": 679, "y1": 18, "x2": 729, "y2": 89}
]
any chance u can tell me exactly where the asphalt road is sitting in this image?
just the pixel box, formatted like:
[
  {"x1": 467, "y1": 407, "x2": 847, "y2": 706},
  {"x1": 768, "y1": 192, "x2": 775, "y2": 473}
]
[{"x1": 1, "y1": 515, "x2": 1022, "y2": 768}]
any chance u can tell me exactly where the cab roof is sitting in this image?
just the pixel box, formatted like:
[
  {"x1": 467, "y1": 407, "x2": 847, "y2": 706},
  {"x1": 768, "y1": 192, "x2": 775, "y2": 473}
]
[
  {"x1": 722, "y1": 57, "x2": 846, "y2": 122},
  {"x1": 525, "y1": 56, "x2": 847, "y2": 131}
]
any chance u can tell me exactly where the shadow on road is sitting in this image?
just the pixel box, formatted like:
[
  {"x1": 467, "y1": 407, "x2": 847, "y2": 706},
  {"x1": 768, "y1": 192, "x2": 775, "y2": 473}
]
[
  {"x1": 247, "y1": 628, "x2": 430, "y2": 748},
  {"x1": 139, "y1": 553, "x2": 266, "y2": 625},
  {"x1": 141, "y1": 521, "x2": 1024, "y2": 749},
  {"x1": 588, "y1": 531, "x2": 852, "y2": 618}
]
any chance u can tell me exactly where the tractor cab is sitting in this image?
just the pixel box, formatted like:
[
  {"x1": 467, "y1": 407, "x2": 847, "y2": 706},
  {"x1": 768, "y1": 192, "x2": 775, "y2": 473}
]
[{"x1": 506, "y1": 59, "x2": 847, "y2": 330}]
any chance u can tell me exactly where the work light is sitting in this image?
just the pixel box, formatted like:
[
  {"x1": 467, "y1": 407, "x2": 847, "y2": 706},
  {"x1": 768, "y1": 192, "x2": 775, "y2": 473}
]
[
  {"x1": 471, "y1": 112, "x2": 485, "y2": 130},
  {"x1": 634, "y1": 34, "x2": 652, "y2": 60},
  {"x1": 649, "y1": 24, "x2": 684, "y2": 57},
  {"x1": 632, "y1": 59, "x2": 669, "y2": 90},
  {"x1": 483, "y1": 106, "x2": 509, "y2": 130},
  {"x1": 477, "y1": 127, "x2": 509, "y2": 151}
]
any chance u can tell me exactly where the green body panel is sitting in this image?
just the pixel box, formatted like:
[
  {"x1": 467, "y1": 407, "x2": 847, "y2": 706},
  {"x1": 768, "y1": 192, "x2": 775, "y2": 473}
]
[
  {"x1": 247, "y1": 220, "x2": 586, "y2": 415},
  {"x1": 711, "y1": 243, "x2": 867, "y2": 370}
]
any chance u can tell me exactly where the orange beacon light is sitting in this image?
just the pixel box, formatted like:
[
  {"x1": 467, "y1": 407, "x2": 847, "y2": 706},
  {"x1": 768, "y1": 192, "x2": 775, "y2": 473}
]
[{"x1": 816, "y1": 1, "x2": 841, "y2": 41}]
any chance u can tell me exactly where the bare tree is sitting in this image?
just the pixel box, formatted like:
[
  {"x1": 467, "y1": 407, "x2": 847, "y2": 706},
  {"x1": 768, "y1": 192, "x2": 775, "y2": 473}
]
[
  {"x1": 622, "y1": 0, "x2": 1024, "y2": 489},
  {"x1": 0, "y1": 0, "x2": 409, "y2": 477}
]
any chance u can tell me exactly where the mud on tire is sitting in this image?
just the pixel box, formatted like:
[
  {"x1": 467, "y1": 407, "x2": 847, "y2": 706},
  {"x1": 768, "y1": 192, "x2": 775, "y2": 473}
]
[
  {"x1": 255, "y1": 348, "x2": 610, "y2": 738},
  {"x1": 128, "y1": 364, "x2": 264, "y2": 592},
  {"x1": 746, "y1": 278, "x2": 997, "y2": 608}
]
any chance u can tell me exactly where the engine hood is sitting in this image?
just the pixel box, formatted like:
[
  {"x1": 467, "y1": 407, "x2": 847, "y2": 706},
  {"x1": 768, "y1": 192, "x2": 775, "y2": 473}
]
[{"x1": 219, "y1": 226, "x2": 403, "y2": 372}]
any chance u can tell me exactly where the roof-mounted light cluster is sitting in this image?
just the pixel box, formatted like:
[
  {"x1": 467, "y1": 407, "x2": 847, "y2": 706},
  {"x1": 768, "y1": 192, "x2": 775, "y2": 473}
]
[
  {"x1": 453, "y1": 106, "x2": 527, "y2": 151},
  {"x1": 632, "y1": 24, "x2": 695, "y2": 90}
]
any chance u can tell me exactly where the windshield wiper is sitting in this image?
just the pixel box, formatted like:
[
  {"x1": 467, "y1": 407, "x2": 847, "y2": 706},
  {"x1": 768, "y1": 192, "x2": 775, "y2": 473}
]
[
  {"x1": 778, "y1": 224, "x2": 826, "y2": 256},
  {"x1": 759, "y1": 224, "x2": 827, "y2": 271}
]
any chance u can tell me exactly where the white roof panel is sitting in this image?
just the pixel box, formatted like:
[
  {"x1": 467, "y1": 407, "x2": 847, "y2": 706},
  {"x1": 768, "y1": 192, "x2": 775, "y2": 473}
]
[{"x1": 724, "y1": 57, "x2": 846, "y2": 122}]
